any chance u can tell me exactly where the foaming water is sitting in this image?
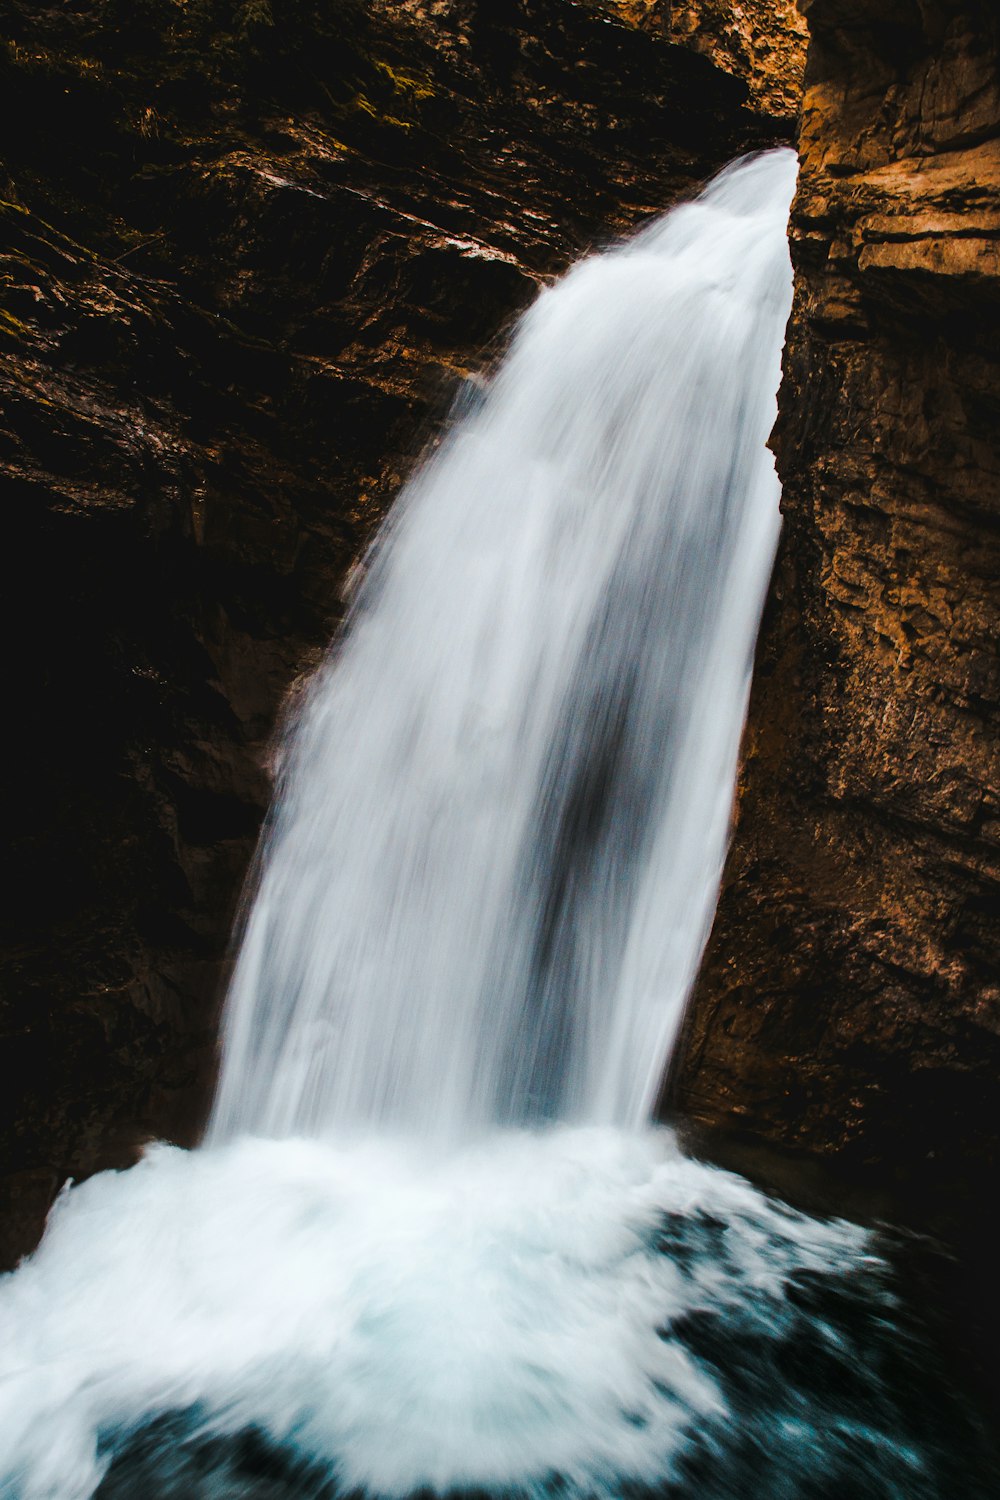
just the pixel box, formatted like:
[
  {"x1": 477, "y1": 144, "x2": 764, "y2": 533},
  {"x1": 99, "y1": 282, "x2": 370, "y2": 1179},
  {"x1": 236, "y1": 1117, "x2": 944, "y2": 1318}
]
[
  {"x1": 210, "y1": 150, "x2": 797, "y2": 1142},
  {"x1": 0, "y1": 1127, "x2": 901, "y2": 1500},
  {"x1": 2, "y1": 1128, "x2": 994, "y2": 1498}
]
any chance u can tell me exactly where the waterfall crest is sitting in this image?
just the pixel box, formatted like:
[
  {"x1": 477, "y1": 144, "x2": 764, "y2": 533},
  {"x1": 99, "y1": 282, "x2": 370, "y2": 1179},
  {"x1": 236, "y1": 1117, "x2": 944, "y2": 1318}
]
[{"x1": 210, "y1": 149, "x2": 797, "y2": 1143}]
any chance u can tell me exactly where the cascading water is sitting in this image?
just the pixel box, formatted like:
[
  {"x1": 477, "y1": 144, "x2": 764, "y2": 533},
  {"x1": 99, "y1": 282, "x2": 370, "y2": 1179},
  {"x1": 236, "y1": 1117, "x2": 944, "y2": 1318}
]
[
  {"x1": 0, "y1": 152, "x2": 994, "y2": 1500},
  {"x1": 210, "y1": 149, "x2": 793, "y2": 1143}
]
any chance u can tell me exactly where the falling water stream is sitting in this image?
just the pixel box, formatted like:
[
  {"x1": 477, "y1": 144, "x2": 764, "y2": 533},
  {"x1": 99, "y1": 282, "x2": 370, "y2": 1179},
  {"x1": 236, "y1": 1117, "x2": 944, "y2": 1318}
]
[
  {"x1": 210, "y1": 148, "x2": 792, "y2": 1142},
  {"x1": 0, "y1": 153, "x2": 994, "y2": 1499}
]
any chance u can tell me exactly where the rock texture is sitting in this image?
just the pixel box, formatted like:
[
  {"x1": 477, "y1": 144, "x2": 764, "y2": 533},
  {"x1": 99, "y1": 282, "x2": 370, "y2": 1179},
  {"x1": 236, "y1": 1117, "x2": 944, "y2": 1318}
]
[
  {"x1": 671, "y1": 0, "x2": 1000, "y2": 1214},
  {"x1": 0, "y1": 0, "x2": 802, "y2": 1264},
  {"x1": 610, "y1": 0, "x2": 807, "y2": 116}
]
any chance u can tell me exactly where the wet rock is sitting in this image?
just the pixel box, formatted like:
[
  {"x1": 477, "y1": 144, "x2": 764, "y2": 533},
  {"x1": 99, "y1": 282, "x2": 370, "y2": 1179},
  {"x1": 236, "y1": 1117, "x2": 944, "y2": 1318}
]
[{"x1": 671, "y1": 0, "x2": 1000, "y2": 1219}]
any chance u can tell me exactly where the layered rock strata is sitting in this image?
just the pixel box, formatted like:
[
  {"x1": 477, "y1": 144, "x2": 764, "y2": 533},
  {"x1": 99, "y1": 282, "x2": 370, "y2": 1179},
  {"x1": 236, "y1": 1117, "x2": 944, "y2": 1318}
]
[{"x1": 672, "y1": 0, "x2": 1000, "y2": 1212}]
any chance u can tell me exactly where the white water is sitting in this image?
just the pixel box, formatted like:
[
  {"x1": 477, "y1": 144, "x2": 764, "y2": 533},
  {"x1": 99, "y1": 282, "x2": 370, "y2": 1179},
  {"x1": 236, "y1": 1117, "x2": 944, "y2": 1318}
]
[
  {"x1": 0, "y1": 1128, "x2": 885, "y2": 1500},
  {"x1": 210, "y1": 148, "x2": 798, "y2": 1142},
  {"x1": 0, "y1": 152, "x2": 919, "y2": 1500}
]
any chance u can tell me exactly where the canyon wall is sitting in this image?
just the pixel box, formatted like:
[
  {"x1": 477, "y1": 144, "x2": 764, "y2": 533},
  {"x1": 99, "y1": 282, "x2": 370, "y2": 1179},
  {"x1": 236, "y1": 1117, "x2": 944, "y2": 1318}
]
[
  {"x1": 0, "y1": 0, "x2": 801, "y2": 1264},
  {"x1": 672, "y1": 0, "x2": 1000, "y2": 1214}
]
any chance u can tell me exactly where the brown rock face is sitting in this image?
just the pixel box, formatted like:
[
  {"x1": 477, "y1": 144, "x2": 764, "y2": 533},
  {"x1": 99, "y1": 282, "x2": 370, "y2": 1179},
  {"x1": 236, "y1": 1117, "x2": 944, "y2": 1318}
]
[
  {"x1": 671, "y1": 0, "x2": 1000, "y2": 1212},
  {"x1": 609, "y1": 0, "x2": 808, "y2": 117},
  {"x1": 0, "y1": 0, "x2": 800, "y2": 1263}
]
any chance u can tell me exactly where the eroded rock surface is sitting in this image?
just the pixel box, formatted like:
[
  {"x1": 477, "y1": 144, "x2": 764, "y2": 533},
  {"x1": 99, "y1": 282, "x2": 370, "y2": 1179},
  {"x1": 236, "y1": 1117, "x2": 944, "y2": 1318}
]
[
  {"x1": 0, "y1": 0, "x2": 800, "y2": 1263},
  {"x1": 672, "y1": 0, "x2": 1000, "y2": 1214},
  {"x1": 610, "y1": 0, "x2": 807, "y2": 116}
]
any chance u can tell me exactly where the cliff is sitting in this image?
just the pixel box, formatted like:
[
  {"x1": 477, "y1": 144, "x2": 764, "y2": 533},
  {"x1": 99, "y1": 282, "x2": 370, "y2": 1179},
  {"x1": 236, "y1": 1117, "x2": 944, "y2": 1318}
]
[
  {"x1": 672, "y1": 0, "x2": 1000, "y2": 1217},
  {"x1": 0, "y1": 0, "x2": 802, "y2": 1264}
]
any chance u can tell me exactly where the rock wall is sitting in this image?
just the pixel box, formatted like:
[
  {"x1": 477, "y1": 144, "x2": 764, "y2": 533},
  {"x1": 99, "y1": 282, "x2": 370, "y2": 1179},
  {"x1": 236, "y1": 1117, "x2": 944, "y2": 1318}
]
[
  {"x1": 671, "y1": 0, "x2": 1000, "y2": 1214},
  {"x1": 0, "y1": 0, "x2": 802, "y2": 1263},
  {"x1": 609, "y1": 0, "x2": 807, "y2": 116}
]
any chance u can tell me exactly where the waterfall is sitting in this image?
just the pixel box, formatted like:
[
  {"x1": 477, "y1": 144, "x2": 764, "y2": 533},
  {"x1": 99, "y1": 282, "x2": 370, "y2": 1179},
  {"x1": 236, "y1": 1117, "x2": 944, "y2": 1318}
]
[
  {"x1": 3, "y1": 150, "x2": 983, "y2": 1500},
  {"x1": 210, "y1": 148, "x2": 796, "y2": 1144}
]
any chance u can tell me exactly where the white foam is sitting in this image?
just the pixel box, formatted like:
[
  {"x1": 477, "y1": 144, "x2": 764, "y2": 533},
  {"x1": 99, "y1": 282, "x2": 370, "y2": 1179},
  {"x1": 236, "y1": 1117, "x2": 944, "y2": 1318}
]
[{"x1": 0, "y1": 1127, "x2": 875, "y2": 1499}]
